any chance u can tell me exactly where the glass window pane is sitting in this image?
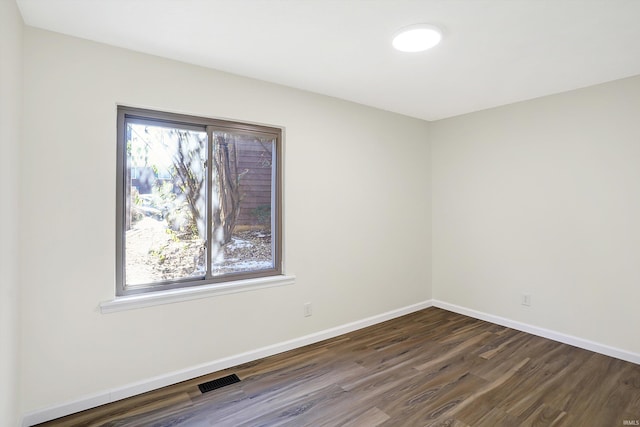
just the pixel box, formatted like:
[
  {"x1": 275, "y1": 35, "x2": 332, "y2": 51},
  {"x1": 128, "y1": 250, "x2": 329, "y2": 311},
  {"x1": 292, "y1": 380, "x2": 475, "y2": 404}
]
[
  {"x1": 124, "y1": 122, "x2": 207, "y2": 286},
  {"x1": 210, "y1": 131, "x2": 275, "y2": 276}
]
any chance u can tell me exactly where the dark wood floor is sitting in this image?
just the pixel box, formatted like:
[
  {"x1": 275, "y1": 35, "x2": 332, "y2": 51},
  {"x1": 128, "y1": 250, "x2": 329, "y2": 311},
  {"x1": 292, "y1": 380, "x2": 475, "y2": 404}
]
[{"x1": 39, "y1": 308, "x2": 640, "y2": 426}]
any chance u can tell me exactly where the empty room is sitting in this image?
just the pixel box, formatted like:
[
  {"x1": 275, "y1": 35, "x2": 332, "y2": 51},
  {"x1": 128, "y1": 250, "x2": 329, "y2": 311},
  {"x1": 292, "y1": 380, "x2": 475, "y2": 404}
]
[{"x1": 2, "y1": 0, "x2": 640, "y2": 426}]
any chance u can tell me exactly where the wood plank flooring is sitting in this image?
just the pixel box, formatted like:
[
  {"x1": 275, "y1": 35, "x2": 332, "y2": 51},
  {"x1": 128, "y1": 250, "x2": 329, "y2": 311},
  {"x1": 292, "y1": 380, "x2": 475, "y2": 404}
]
[{"x1": 38, "y1": 308, "x2": 640, "y2": 426}]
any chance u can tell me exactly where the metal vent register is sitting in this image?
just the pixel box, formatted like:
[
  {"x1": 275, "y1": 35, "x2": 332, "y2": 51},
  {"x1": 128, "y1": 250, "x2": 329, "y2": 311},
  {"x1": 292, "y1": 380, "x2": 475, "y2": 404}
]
[{"x1": 198, "y1": 374, "x2": 241, "y2": 394}]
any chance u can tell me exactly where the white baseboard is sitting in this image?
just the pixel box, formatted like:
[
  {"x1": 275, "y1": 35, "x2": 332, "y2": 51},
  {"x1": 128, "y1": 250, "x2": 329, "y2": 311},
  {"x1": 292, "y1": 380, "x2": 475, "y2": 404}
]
[
  {"x1": 23, "y1": 298, "x2": 640, "y2": 426},
  {"x1": 21, "y1": 300, "x2": 433, "y2": 427},
  {"x1": 432, "y1": 300, "x2": 640, "y2": 365}
]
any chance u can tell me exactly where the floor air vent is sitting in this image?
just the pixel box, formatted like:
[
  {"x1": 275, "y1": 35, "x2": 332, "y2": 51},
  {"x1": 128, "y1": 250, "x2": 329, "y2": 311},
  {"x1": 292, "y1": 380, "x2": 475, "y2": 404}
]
[{"x1": 198, "y1": 374, "x2": 241, "y2": 394}]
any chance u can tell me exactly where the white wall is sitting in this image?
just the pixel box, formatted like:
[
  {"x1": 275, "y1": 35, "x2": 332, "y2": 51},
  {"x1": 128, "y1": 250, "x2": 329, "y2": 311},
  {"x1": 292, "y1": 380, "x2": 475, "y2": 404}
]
[
  {"x1": 22, "y1": 12, "x2": 640, "y2": 423},
  {"x1": 20, "y1": 28, "x2": 431, "y2": 415},
  {"x1": 431, "y1": 75, "x2": 640, "y2": 355},
  {"x1": 0, "y1": 0, "x2": 23, "y2": 425}
]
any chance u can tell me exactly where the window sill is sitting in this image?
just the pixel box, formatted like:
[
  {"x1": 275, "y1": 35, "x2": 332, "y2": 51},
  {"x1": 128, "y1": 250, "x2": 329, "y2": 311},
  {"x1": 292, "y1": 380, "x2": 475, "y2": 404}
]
[{"x1": 100, "y1": 274, "x2": 296, "y2": 314}]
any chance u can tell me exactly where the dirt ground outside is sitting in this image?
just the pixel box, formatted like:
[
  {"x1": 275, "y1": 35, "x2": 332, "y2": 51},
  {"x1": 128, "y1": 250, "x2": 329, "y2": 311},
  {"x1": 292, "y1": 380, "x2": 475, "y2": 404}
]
[{"x1": 125, "y1": 217, "x2": 272, "y2": 285}]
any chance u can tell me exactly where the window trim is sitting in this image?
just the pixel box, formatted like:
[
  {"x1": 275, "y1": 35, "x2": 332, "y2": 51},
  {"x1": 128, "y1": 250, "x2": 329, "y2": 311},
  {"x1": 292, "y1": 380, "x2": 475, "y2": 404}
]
[
  {"x1": 101, "y1": 274, "x2": 296, "y2": 313},
  {"x1": 116, "y1": 106, "x2": 284, "y2": 296}
]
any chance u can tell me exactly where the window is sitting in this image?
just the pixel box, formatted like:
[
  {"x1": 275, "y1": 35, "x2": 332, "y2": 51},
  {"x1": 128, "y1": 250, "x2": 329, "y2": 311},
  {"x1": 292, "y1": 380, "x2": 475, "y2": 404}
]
[{"x1": 116, "y1": 107, "x2": 282, "y2": 296}]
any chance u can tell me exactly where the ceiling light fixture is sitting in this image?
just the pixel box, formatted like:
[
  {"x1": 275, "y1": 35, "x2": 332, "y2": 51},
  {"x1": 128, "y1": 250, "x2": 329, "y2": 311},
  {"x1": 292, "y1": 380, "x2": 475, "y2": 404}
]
[{"x1": 392, "y1": 24, "x2": 442, "y2": 53}]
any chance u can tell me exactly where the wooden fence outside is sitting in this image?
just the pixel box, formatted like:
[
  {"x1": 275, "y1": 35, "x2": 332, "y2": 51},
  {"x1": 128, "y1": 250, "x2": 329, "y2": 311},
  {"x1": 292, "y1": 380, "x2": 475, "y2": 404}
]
[{"x1": 234, "y1": 140, "x2": 273, "y2": 230}]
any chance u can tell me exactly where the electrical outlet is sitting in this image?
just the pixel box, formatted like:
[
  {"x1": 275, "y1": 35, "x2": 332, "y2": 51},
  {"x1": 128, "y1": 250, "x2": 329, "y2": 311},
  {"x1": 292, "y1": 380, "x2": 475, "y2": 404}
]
[
  {"x1": 522, "y1": 294, "x2": 532, "y2": 307},
  {"x1": 304, "y1": 302, "x2": 312, "y2": 317}
]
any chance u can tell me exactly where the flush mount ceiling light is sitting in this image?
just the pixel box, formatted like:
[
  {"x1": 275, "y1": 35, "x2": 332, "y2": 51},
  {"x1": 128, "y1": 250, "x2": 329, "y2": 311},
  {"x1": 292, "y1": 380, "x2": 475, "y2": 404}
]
[{"x1": 392, "y1": 24, "x2": 442, "y2": 53}]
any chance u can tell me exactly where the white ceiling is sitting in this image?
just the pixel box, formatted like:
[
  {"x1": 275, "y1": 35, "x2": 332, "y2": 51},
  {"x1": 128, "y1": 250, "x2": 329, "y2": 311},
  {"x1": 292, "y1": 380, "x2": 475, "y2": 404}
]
[{"x1": 16, "y1": 0, "x2": 640, "y2": 121}]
